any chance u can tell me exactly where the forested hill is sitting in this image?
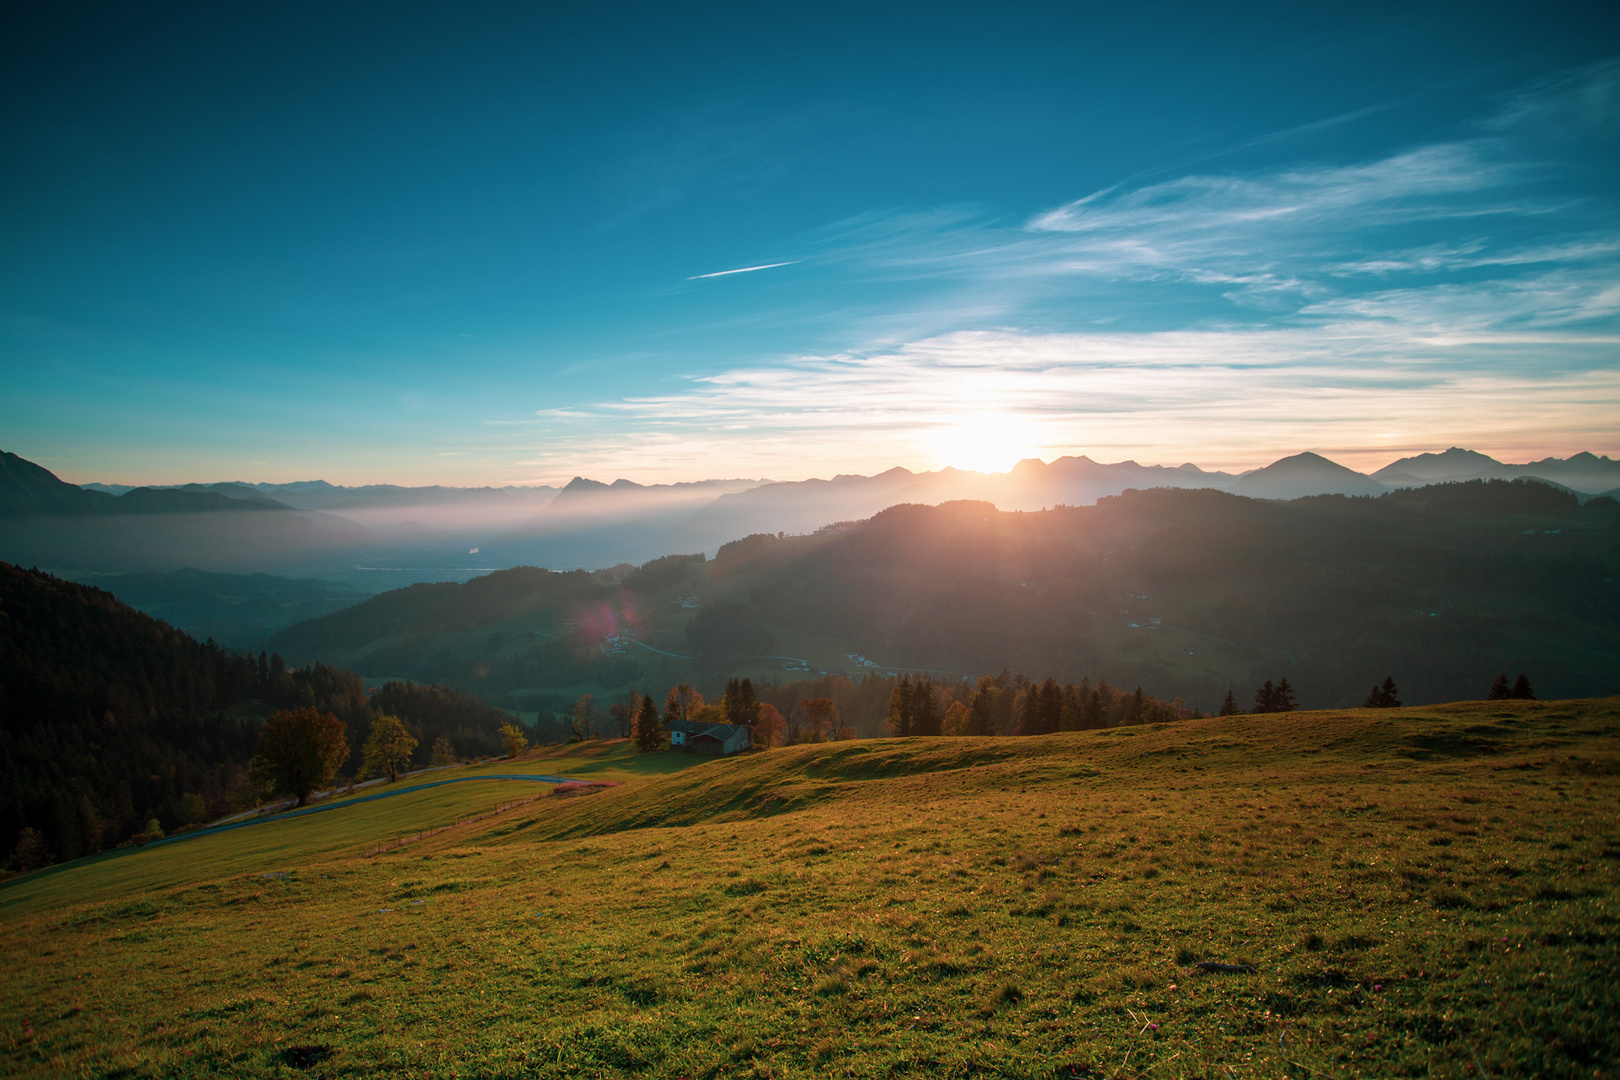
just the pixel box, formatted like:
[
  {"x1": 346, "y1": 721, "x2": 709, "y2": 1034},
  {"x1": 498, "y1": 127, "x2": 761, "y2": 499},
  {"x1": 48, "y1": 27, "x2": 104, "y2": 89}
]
[
  {"x1": 265, "y1": 566, "x2": 634, "y2": 697},
  {"x1": 698, "y1": 478, "x2": 1620, "y2": 708},
  {"x1": 0, "y1": 562, "x2": 268, "y2": 865},
  {"x1": 0, "y1": 563, "x2": 526, "y2": 870}
]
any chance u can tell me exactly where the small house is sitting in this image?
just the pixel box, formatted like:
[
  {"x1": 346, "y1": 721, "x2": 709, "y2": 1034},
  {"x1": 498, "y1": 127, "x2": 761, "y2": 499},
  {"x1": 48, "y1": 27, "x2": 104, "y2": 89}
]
[{"x1": 667, "y1": 720, "x2": 753, "y2": 756}]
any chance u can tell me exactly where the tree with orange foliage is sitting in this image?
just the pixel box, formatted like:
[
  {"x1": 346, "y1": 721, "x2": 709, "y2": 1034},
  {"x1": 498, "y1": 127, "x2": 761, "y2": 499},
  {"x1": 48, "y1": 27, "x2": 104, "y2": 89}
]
[
  {"x1": 753, "y1": 703, "x2": 786, "y2": 748},
  {"x1": 800, "y1": 697, "x2": 839, "y2": 743},
  {"x1": 250, "y1": 707, "x2": 350, "y2": 806}
]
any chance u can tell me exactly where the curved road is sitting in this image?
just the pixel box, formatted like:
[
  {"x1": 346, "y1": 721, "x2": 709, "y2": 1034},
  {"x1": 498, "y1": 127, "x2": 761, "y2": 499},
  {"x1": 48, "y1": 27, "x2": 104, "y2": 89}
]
[{"x1": 145, "y1": 773, "x2": 587, "y2": 850}]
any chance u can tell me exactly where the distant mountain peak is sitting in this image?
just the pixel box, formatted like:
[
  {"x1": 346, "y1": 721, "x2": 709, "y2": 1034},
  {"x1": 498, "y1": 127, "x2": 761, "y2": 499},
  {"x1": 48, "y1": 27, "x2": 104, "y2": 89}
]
[
  {"x1": 1373, "y1": 447, "x2": 1502, "y2": 481},
  {"x1": 1230, "y1": 451, "x2": 1383, "y2": 499}
]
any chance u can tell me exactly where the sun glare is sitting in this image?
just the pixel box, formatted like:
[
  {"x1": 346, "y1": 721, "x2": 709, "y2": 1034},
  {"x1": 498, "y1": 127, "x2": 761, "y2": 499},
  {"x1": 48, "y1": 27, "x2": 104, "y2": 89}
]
[{"x1": 930, "y1": 412, "x2": 1045, "y2": 474}]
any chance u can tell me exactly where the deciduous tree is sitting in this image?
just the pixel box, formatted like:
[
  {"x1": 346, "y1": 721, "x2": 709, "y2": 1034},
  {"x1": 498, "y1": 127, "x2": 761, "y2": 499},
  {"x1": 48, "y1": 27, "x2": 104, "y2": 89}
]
[
  {"x1": 498, "y1": 721, "x2": 528, "y2": 758},
  {"x1": 250, "y1": 707, "x2": 350, "y2": 807},
  {"x1": 801, "y1": 697, "x2": 838, "y2": 743},
  {"x1": 753, "y1": 703, "x2": 786, "y2": 748},
  {"x1": 361, "y1": 713, "x2": 418, "y2": 782},
  {"x1": 569, "y1": 693, "x2": 602, "y2": 741}
]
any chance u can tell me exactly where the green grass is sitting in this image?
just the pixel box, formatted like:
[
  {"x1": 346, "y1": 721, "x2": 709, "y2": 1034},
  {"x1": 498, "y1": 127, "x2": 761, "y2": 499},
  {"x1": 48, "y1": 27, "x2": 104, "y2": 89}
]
[{"x1": 2, "y1": 700, "x2": 1616, "y2": 1078}]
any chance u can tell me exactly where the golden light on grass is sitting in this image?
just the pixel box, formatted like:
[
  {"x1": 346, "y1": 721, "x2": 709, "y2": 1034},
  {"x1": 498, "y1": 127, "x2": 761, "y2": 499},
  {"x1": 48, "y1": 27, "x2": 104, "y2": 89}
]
[{"x1": 2, "y1": 700, "x2": 1615, "y2": 1077}]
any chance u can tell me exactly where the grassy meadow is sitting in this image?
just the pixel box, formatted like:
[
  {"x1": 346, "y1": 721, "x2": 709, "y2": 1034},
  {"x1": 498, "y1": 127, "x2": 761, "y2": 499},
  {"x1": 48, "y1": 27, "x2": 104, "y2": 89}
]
[{"x1": 1, "y1": 699, "x2": 1616, "y2": 1078}]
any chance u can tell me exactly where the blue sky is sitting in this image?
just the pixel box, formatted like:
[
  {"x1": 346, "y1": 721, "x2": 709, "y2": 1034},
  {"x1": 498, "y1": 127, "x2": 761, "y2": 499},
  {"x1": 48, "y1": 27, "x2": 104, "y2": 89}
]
[{"x1": 2, "y1": 1, "x2": 1617, "y2": 485}]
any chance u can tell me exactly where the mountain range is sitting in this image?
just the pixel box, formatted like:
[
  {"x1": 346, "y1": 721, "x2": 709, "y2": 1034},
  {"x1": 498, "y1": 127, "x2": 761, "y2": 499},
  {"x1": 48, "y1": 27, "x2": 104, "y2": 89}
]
[
  {"x1": 4, "y1": 447, "x2": 1617, "y2": 588},
  {"x1": 266, "y1": 477, "x2": 1620, "y2": 715}
]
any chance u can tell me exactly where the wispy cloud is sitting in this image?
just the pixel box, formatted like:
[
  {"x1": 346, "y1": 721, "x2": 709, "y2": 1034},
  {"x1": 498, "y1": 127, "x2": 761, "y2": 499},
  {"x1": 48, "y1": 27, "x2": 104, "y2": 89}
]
[
  {"x1": 509, "y1": 61, "x2": 1620, "y2": 483},
  {"x1": 687, "y1": 261, "x2": 799, "y2": 280}
]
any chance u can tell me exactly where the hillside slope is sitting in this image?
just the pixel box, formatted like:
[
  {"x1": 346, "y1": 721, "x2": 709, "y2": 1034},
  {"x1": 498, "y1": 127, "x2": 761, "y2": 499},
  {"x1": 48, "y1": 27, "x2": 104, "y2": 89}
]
[
  {"x1": 0, "y1": 563, "x2": 266, "y2": 863},
  {"x1": 1, "y1": 698, "x2": 1614, "y2": 1078}
]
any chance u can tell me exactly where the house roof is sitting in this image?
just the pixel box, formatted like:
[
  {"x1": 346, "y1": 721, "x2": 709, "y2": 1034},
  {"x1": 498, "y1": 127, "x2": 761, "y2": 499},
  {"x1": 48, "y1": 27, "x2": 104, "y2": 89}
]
[{"x1": 668, "y1": 720, "x2": 750, "y2": 738}]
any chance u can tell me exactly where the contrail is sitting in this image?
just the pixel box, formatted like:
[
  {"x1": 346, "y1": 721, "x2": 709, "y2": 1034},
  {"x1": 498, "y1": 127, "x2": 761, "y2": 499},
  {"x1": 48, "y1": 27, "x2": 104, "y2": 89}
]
[{"x1": 687, "y1": 261, "x2": 798, "y2": 280}]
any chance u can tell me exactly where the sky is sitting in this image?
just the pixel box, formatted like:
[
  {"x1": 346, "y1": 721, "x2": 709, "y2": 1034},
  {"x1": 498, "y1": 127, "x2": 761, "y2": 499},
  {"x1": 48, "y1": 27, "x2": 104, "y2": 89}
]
[{"x1": 2, "y1": 1, "x2": 1617, "y2": 486}]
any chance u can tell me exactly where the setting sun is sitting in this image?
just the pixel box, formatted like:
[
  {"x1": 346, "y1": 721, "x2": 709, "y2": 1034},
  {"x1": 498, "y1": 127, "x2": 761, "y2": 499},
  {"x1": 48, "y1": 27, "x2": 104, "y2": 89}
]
[{"x1": 930, "y1": 411, "x2": 1045, "y2": 474}]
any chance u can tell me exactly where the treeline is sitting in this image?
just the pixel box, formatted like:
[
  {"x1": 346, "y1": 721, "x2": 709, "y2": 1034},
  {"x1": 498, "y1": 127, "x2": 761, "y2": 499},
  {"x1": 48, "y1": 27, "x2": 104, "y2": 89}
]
[
  {"x1": 548, "y1": 669, "x2": 1192, "y2": 750},
  {"x1": 752, "y1": 670, "x2": 1188, "y2": 741},
  {"x1": 0, "y1": 564, "x2": 517, "y2": 873}
]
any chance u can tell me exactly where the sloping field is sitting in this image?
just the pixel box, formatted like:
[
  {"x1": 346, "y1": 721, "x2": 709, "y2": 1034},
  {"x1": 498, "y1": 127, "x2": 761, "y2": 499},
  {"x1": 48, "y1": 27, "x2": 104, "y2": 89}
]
[{"x1": 2, "y1": 701, "x2": 1616, "y2": 1078}]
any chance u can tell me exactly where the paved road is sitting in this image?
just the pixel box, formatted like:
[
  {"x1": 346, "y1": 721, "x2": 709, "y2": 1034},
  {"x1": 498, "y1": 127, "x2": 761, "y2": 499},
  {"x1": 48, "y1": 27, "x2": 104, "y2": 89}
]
[{"x1": 145, "y1": 773, "x2": 586, "y2": 850}]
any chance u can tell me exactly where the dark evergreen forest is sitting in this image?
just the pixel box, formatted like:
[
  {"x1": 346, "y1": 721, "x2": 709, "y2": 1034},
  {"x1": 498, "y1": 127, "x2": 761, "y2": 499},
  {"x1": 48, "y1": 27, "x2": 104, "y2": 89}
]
[{"x1": 0, "y1": 564, "x2": 519, "y2": 869}]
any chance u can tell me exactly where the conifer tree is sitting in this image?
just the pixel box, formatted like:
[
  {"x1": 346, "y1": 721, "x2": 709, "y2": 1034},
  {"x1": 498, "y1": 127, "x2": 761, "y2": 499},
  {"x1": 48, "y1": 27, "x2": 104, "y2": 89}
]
[
  {"x1": 1082, "y1": 685, "x2": 1106, "y2": 728},
  {"x1": 633, "y1": 693, "x2": 663, "y2": 751},
  {"x1": 1363, "y1": 676, "x2": 1401, "y2": 708},
  {"x1": 887, "y1": 676, "x2": 914, "y2": 737},
  {"x1": 1218, "y1": 690, "x2": 1238, "y2": 716},
  {"x1": 1511, "y1": 673, "x2": 1535, "y2": 700},
  {"x1": 912, "y1": 676, "x2": 942, "y2": 736},
  {"x1": 1487, "y1": 673, "x2": 1511, "y2": 700},
  {"x1": 966, "y1": 680, "x2": 999, "y2": 736},
  {"x1": 1018, "y1": 684, "x2": 1040, "y2": 735},
  {"x1": 1253, "y1": 680, "x2": 1276, "y2": 714},
  {"x1": 1274, "y1": 678, "x2": 1296, "y2": 711},
  {"x1": 722, "y1": 677, "x2": 759, "y2": 727},
  {"x1": 1038, "y1": 678, "x2": 1063, "y2": 735}
]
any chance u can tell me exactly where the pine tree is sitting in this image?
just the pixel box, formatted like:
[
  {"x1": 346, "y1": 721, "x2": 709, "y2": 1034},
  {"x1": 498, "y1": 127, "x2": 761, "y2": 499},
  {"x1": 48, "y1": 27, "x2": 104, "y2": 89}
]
[
  {"x1": 722, "y1": 677, "x2": 759, "y2": 727},
  {"x1": 1487, "y1": 673, "x2": 1512, "y2": 700},
  {"x1": 1363, "y1": 676, "x2": 1401, "y2": 709},
  {"x1": 1253, "y1": 680, "x2": 1276, "y2": 714},
  {"x1": 966, "y1": 681, "x2": 999, "y2": 736},
  {"x1": 1274, "y1": 679, "x2": 1296, "y2": 712},
  {"x1": 1036, "y1": 678, "x2": 1063, "y2": 735},
  {"x1": 1017, "y1": 683, "x2": 1039, "y2": 735},
  {"x1": 911, "y1": 677, "x2": 942, "y2": 737},
  {"x1": 888, "y1": 676, "x2": 914, "y2": 737},
  {"x1": 633, "y1": 694, "x2": 663, "y2": 751},
  {"x1": 1511, "y1": 673, "x2": 1535, "y2": 700},
  {"x1": 1126, "y1": 686, "x2": 1146, "y2": 724},
  {"x1": 1218, "y1": 690, "x2": 1238, "y2": 716},
  {"x1": 1082, "y1": 685, "x2": 1106, "y2": 729}
]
